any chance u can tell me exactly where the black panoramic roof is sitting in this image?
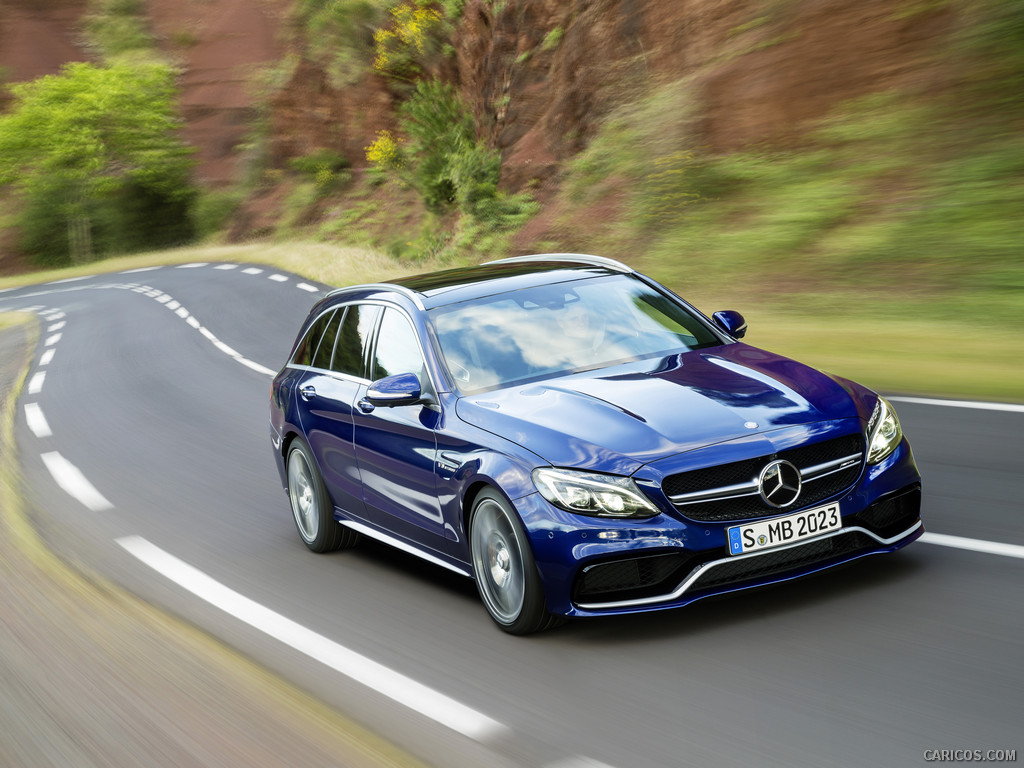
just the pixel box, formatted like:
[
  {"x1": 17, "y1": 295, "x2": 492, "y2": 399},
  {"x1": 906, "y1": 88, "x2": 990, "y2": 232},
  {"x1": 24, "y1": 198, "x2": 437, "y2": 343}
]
[
  {"x1": 389, "y1": 254, "x2": 632, "y2": 304},
  {"x1": 322, "y1": 255, "x2": 635, "y2": 310}
]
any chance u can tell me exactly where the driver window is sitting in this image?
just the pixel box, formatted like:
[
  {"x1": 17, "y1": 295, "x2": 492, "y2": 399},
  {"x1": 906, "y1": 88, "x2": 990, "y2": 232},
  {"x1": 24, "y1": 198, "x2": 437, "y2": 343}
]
[{"x1": 373, "y1": 308, "x2": 428, "y2": 384}]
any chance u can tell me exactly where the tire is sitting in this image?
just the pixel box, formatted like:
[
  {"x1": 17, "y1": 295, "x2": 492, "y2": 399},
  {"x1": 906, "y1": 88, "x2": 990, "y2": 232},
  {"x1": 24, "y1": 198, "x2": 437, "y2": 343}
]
[
  {"x1": 469, "y1": 489, "x2": 563, "y2": 635},
  {"x1": 286, "y1": 438, "x2": 358, "y2": 553}
]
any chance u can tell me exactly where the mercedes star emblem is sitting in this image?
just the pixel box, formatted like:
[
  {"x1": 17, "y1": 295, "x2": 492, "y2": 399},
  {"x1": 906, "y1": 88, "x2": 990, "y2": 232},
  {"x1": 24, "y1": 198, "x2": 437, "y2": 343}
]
[{"x1": 758, "y1": 459, "x2": 802, "y2": 508}]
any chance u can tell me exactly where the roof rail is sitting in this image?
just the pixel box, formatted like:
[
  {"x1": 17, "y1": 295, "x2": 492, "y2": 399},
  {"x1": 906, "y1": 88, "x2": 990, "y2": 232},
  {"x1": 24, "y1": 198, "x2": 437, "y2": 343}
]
[
  {"x1": 325, "y1": 282, "x2": 426, "y2": 310},
  {"x1": 483, "y1": 253, "x2": 633, "y2": 273}
]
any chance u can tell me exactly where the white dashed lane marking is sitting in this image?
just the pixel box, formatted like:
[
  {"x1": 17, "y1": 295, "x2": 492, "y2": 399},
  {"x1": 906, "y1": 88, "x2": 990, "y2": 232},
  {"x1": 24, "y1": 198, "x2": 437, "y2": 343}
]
[
  {"x1": 39, "y1": 348, "x2": 55, "y2": 366},
  {"x1": 269, "y1": 274, "x2": 288, "y2": 282},
  {"x1": 44, "y1": 333, "x2": 62, "y2": 346},
  {"x1": 40, "y1": 451, "x2": 113, "y2": 511},
  {"x1": 24, "y1": 403, "x2": 52, "y2": 438},
  {"x1": 27, "y1": 371, "x2": 45, "y2": 395},
  {"x1": 242, "y1": 267, "x2": 263, "y2": 275}
]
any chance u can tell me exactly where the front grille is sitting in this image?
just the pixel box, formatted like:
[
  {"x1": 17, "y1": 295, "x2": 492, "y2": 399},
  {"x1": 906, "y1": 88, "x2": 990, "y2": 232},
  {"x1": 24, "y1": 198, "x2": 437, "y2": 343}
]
[
  {"x1": 663, "y1": 433, "x2": 863, "y2": 523},
  {"x1": 689, "y1": 531, "x2": 876, "y2": 593}
]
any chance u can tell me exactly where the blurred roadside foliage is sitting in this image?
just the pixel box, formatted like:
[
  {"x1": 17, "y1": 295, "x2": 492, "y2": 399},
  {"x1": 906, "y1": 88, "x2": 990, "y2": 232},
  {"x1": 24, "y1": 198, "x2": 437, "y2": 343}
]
[
  {"x1": 559, "y1": 11, "x2": 1024, "y2": 329},
  {"x1": 0, "y1": 62, "x2": 195, "y2": 265},
  {"x1": 365, "y1": 79, "x2": 536, "y2": 260},
  {"x1": 294, "y1": 0, "x2": 390, "y2": 88}
]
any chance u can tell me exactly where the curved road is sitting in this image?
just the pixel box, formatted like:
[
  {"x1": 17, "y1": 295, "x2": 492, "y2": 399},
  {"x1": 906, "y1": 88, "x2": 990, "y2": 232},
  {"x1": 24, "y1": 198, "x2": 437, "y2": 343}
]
[{"x1": 1, "y1": 264, "x2": 1021, "y2": 768}]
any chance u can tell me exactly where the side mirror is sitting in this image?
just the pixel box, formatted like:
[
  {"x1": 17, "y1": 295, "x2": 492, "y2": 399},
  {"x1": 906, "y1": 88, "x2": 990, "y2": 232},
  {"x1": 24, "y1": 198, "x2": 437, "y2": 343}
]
[
  {"x1": 366, "y1": 371, "x2": 427, "y2": 408},
  {"x1": 712, "y1": 310, "x2": 747, "y2": 339}
]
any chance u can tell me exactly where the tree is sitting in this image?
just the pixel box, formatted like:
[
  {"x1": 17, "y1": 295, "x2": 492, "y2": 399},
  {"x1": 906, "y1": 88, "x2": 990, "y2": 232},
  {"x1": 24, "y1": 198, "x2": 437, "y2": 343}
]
[{"x1": 0, "y1": 61, "x2": 195, "y2": 264}]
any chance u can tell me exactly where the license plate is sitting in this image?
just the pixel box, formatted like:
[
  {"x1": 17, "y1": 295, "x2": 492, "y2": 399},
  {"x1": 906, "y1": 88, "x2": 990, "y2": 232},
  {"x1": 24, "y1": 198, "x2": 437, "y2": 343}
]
[{"x1": 727, "y1": 503, "x2": 841, "y2": 555}]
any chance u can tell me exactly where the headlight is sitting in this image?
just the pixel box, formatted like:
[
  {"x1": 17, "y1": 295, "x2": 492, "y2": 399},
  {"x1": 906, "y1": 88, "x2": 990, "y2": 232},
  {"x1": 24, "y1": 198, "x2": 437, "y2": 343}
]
[
  {"x1": 866, "y1": 396, "x2": 903, "y2": 464},
  {"x1": 532, "y1": 468, "x2": 659, "y2": 518}
]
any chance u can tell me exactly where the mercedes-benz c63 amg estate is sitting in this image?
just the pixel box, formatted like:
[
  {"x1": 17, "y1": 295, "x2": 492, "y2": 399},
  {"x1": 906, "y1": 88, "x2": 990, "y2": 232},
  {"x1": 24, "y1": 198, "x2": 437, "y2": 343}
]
[{"x1": 269, "y1": 254, "x2": 922, "y2": 634}]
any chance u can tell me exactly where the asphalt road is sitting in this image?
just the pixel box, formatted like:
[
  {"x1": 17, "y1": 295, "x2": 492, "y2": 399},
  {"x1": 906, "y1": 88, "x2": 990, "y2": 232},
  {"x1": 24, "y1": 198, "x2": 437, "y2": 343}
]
[{"x1": 1, "y1": 264, "x2": 1021, "y2": 768}]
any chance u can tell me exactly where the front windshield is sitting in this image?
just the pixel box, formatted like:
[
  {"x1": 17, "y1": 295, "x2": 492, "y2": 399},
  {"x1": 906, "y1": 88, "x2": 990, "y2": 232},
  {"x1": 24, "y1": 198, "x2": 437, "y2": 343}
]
[{"x1": 429, "y1": 274, "x2": 723, "y2": 393}]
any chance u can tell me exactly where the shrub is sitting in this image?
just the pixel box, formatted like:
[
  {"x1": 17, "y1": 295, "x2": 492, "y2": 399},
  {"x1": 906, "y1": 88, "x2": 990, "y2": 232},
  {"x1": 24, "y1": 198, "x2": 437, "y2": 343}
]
[
  {"x1": 296, "y1": 0, "x2": 388, "y2": 88},
  {"x1": 396, "y1": 79, "x2": 477, "y2": 211},
  {"x1": 373, "y1": 4, "x2": 444, "y2": 81},
  {"x1": 288, "y1": 149, "x2": 352, "y2": 191},
  {"x1": 191, "y1": 188, "x2": 244, "y2": 240},
  {"x1": 363, "y1": 78, "x2": 537, "y2": 254}
]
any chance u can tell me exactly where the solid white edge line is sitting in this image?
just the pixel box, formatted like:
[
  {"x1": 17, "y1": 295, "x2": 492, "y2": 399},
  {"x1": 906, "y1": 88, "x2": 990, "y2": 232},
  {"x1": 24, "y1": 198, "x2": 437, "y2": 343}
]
[
  {"x1": 40, "y1": 452, "x2": 113, "y2": 511},
  {"x1": 115, "y1": 536, "x2": 510, "y2": 742},
  {"x1": 24, "y1": 403, "x2": 52, "y2": 438},
  {"x1": 889, "y1": 396, "x2": 1024, "y2": 413},
  {"x1": 28, "y1": 371, "x2": 45, "y2": 395},
  {"x1": 920, "y1": 532, "x2": 1024, "y2": 560},
  {"x1": 120, "y1": 266, "x2": 162, "y2": 274},
  {"x1": 46, "y1": 275, "x2": 91, "y2": 284}
]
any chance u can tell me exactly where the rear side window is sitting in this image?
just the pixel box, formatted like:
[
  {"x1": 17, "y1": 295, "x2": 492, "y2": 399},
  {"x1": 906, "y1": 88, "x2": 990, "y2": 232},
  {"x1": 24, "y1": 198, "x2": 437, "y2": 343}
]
[
  {"x1": 311, "y1": 309, "x2": 343, "y2": 370},
  {"x1": 331, "y1": 304, "x2": 380, "y2": 378},
  {"x1": 291, "y1": 309, "x2": 336, "y2": 367}
]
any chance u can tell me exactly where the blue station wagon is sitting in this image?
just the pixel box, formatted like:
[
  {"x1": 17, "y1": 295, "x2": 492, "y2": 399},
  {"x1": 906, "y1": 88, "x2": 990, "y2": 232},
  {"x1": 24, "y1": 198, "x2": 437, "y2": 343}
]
[{"x1": 270, "y1": 254, "x2": 922, "y2": 634}]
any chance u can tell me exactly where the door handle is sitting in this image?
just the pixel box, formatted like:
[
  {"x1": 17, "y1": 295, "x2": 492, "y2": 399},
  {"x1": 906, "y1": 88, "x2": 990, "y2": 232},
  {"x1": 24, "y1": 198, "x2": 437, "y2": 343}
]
[
  {"x1": 299, "y1": 385, "x2": 317, "y2": 401},
  {"x1": 357, "y1": 398, "x2": 375, "y2": 414}
]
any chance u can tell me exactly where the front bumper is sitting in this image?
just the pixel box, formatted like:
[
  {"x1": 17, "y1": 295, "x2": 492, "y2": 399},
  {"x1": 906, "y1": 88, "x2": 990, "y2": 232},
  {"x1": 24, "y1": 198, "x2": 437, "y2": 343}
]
[{"x1": 520, "y1": 437, "x2": 922, "y2": 617}]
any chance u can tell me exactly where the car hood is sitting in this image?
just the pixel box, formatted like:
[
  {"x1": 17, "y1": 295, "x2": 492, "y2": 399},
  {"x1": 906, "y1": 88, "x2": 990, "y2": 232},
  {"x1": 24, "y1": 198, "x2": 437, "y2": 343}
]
[{"x1": 455, "y1": 343, "x2": 861, "y2": 475}]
